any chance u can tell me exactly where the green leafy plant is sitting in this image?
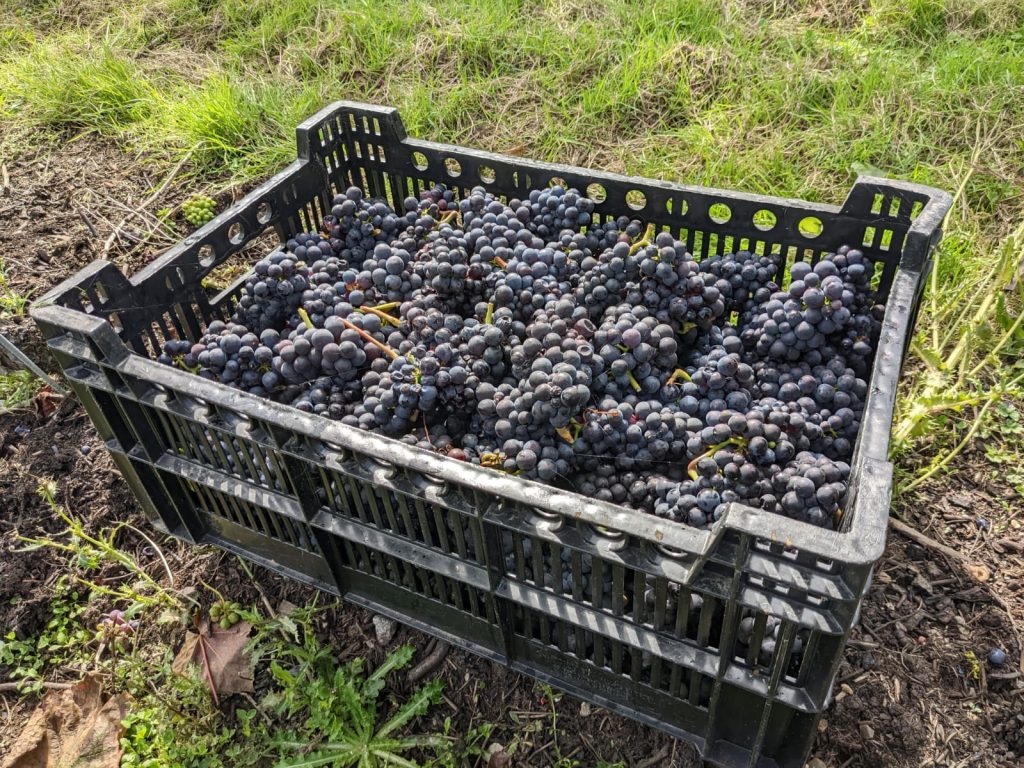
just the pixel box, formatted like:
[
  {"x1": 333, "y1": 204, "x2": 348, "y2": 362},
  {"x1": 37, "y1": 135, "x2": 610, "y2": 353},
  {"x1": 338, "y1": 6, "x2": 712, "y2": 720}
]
[
  {"x1": 894, "y1": 221, "x2": 1024, "y2": 496},
  {"x1": 0, "y1": 576, "x2": 92, "y2": 692},
  {"x1": 0, "y1": 258, "x2": 30, "y2": 317},
  {"x1": 2, "y1": 482, "x2": 187, "y2": 691},
  {"x1": 20, "y1": 480, "x2": 184, "y2": 612},
  {"x1": 119, "y1": 649, "x2": 269, "y2": 768},
  {"x1": 269, "y1": 643, "x2": 447, "y2": 768}
]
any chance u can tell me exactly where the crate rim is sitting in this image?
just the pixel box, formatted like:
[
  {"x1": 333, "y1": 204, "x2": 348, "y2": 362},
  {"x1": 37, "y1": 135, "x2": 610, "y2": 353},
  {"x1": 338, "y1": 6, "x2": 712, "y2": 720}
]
[{"x1": 32, "y1": 100, "x2": 952, "y2": 583}]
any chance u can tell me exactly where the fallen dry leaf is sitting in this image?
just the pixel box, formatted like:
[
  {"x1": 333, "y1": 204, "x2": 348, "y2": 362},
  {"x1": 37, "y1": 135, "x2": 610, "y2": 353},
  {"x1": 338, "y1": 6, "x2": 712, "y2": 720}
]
[
  {"x1": 3, "y1": 676, "x2": 129, "y2": 768},
  {"x1": 173, "y1": 620, "x2": 254, "y2": 703},
  {"x1": 32, "y1": 386, "x2": 62, "y2": 421}
]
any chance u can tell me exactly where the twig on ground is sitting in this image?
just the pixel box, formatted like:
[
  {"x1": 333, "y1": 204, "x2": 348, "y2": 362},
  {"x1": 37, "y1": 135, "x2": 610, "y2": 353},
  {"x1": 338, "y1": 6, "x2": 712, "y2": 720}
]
[
  {"x1": 77, "y1": 208, "x2": 99, "y2": 239},
  {"x1": 636, "y1": 745, "x2": 670, "y2": 768},
  {"x1": 994, "y1": 538, "x2": 1024, "y2": 554},
  {"x1": 197, "y1": 632, "x2": 220, "y2": 707},
  {"x1": 0, "y1": 162, "x2": 10, "y2": 194},
  {"x1": 407, "y1": 639, "x2": 450, "y2": 684},
  {"x1": 889, "y1": 517, "x2": 969, "y2": 565},
  {"x1": 103, "y1": 151, "x2": 192, "y2": 255}
]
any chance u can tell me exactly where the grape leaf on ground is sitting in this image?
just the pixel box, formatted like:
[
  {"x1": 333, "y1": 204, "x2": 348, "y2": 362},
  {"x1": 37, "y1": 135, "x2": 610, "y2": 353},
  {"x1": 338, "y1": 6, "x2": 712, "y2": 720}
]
[
  {"x1": 172, "y1": 619, "x2": 254, "y2": 704},
  {"x1": 3, "y1": 676, "x2": 129, "y2": 768}
]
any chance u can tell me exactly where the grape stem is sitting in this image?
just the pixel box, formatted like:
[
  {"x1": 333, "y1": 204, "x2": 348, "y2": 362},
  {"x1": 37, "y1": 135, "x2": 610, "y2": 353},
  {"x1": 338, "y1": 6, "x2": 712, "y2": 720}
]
[
  {"x1": 358, "y1": 305, "x2": 401, "y2": 327},
  {"x1": 492, "y1": 256, "x2": 508, "y2": 269},
  {"x1": 339, "y1": 317, "x2": 399, "y2": 360},
  {"x1": 421, "y1": 411, "x2": 434, "y2": 449},
  {"x1": 666, "y1": 368, "x2": 692, "y2": 385},
  {"x1": 484, "y1": 302, "x2": 495, "y2": 325},
  {"x1": 438, "y1": 210, "x2": 459, "y2": 227},
  {"x1": 626, "y1": 371, "x2": 642, "y2": 393},
  {"x1": 686, "y1": 437, "x2": 746, "y2": 481},
  {"x1": 297, "y1": 307, "x2": 314, "y2": 330},
  {"x1": 173, "y1": 356, "x2": 200, "y2": 374},
  {"x1": 627, "y1": 223, "x2": 657, "y2": 256},
  {"x1": 480, "y1": 452, "x2": 504, "y2": 468}
]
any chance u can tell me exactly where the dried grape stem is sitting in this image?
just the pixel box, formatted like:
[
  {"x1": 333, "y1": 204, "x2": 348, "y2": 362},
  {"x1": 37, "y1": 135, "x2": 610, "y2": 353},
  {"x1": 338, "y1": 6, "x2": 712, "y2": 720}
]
[{"x1": 340, "y1": 318, "x2": 398, "y2": 360}]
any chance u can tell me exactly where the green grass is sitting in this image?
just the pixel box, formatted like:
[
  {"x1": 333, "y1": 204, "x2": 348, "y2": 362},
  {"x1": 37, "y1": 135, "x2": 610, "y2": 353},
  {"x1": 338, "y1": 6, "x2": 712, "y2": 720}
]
[
  {"x1": 0, "y1": 2, "x2": 1021, "y2": 483},
  {"x1": 0, "y1": 258, "x2": 30, "y2": 317},
  {"x1": 0, "y1": 370, "x2": 37, "y2": 410}
]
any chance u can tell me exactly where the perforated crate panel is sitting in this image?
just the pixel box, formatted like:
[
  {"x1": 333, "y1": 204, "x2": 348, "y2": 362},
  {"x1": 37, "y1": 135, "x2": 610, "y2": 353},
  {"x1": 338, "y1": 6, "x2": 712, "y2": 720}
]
[{"x1": 31, "y1": 101, "x2": 952, "y2": 768}]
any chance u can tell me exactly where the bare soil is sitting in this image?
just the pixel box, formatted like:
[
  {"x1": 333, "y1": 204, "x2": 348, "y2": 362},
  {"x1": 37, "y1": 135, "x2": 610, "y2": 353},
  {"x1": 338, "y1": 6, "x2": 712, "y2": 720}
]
[{"x1": 1, "y1": 140, "x2": 1022, "y2": 767}]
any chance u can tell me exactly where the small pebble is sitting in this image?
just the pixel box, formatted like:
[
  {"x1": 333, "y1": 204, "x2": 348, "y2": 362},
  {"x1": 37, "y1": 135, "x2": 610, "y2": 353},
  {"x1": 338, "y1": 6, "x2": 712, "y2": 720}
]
[
  {"x1": 988, "y1": 648, "x2": 1007, "y2": 667},
  {"x1": 372, "y1": 614, "x2": 397, "y2": 645},
  {"x1": 976, "y1": 517, "x2": 991, "y2": 531},
  {"x1": 859, "y1": 723, "x2": 874, "y2": 740},
  {"x1": 80, "y1": 445, "x2": 91, "y2": 456},
  {"x1": 14, "y1": 424, "x2": 30, "y2": 437}
]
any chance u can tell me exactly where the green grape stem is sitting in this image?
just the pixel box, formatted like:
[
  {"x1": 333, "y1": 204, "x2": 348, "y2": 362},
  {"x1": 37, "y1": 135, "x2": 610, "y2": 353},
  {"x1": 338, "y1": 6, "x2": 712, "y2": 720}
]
[
  {"x1": 358, "y1": 305, "x2": 401, "y2": 327},
  {"x1": 627, "y1": 223, "x2": 657, "y2": 256},
  {"x1": 667, "y1": 368, "x2": 692, "y2": 385},
  {"x1": 687, "y1": 437, "x2": 747, "y2": 481}
]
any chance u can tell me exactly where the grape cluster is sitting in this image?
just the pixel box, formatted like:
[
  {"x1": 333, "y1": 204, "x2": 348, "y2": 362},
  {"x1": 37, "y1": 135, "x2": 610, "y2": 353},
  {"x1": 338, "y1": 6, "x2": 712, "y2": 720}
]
[
  {"x1": 234, "y1": 250, "x2": 312, "y2": 333},
  {"x1": 742, "y1": 247, "x2": 880, "y2": 365},
  {"x1": 323, "y1": 187, "x2": 411, "y2": 265},
  {"x1": 699, "y1": 249, "x2": 780, "y2": 317},
  {"x1": 574, "y1": 400, "x2": 691, "y2": 473},
  {"x1": 161, "y1": 321, "x2": 273, "y2": 394},
  {"x1": 766, "y1": 452, "x2": 850, "y2": 527},
  {"x1": 519, "y1": 186, "x2": 595, "y2": 239},
  {"x1": 592, "y1": 305, "x2": 679, "y2": 398},
  {"x1": 182, "y1": 194, "x2": 217, "y2": 227},
  {"x1": 635, "y1": 232, "x2": 726, "y2": 332},
  {"x1": 153, "y1": 181, "x2": 889, "y2": 533},
  {"x1": 410, "y1": 238, "x2": 492, "y2": 314}
]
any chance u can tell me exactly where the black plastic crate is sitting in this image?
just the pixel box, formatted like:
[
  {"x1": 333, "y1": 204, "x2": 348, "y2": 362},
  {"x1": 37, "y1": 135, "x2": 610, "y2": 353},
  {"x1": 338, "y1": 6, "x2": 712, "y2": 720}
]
[{"x1": 31, "y1": 101, "x2": 951, "y2": 768}]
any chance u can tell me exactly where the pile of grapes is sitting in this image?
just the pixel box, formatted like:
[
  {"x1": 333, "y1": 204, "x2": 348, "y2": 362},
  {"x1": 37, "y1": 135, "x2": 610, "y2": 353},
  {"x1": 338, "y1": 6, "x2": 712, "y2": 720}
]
[{"x1": 158, "y1": 184, "x2": 883, "y2": 531}]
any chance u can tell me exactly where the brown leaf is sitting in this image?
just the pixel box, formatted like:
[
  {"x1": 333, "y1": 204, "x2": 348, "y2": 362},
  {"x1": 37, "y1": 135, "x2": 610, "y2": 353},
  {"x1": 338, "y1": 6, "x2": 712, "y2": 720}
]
[
  {"x1": 32, "y1": 386, "x2": 62, "y2": 421},
  {"x1": 173, "y1": 620, "x2": 254, "y2": 702},
  {"x1": 3, "y1": 677, "x2": 129, "y2": 768}
]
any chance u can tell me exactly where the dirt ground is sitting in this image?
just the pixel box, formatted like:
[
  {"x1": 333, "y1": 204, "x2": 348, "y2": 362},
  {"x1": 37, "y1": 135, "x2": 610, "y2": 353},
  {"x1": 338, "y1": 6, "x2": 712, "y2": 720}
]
[{"x1": 1, "y1": 140, "x2": 1022, "y2": 768}]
